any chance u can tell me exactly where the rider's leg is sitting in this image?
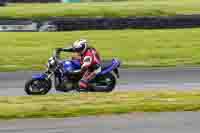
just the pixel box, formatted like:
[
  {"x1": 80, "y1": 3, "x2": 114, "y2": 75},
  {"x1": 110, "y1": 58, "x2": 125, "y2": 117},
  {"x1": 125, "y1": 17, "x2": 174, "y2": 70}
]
[
  {"x1": 79, "y1": 70, "x2": 90, "y2": 90},
  {"x1": 78, "y1": 67, "x2": 101, "y2": 90}
]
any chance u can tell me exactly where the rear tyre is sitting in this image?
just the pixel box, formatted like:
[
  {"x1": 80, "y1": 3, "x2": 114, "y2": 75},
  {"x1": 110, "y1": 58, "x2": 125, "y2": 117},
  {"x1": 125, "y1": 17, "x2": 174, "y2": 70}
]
[
  {"x1": 25, "y1": 79, "x2": 52, "y2": 95},
  {"x1": 93, "y1": 73, "x2": 116, "y2": 92}
]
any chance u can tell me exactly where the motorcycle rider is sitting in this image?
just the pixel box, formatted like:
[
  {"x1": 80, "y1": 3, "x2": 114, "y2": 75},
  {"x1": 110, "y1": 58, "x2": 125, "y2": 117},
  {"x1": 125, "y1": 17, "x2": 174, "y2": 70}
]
[{"x1": 56, "y1": 39, "x2": 102, "y2": 91}]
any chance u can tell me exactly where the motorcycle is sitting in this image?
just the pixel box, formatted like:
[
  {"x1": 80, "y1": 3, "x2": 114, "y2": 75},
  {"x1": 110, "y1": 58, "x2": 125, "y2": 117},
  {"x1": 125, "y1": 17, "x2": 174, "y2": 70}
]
[{"x1": 24, "y1": 50, "x2": 121, "y2": 95}]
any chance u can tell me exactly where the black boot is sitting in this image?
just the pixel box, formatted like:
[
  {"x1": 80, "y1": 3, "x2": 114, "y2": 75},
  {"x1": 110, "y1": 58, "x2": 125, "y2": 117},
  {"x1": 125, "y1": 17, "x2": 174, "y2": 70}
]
[{"x1": 77, "y1": 87, "x2": 89, "y2": 92}]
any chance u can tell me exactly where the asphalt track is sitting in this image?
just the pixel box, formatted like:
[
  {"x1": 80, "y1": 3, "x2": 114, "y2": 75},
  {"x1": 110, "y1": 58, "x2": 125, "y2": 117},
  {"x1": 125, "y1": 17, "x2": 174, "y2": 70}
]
[
  {"x1": 0, "y1": 112, "x2": 200, "y2": 133},
  {"x1": 1, "y1": 68, "x2": 200, "y2": 132},
  {"x1": 1, "y1": 67, "x2": 200, "y2": 96}
]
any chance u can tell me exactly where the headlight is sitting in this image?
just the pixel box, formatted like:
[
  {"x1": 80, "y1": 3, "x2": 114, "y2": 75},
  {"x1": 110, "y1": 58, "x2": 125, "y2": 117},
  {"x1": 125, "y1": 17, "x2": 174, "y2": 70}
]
[{"x1": 47, "y1": 57, "x2": 56, "y2": 68}]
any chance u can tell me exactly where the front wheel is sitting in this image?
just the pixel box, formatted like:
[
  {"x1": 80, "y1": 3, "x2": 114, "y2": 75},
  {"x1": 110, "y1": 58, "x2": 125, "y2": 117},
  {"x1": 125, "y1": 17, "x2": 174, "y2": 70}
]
[
  {"x1": 92, "y1": 73, "x2": 116, "y2": 92},
  {"x1": 24, "y1": 79, "x2": 52, "y2": 95}
]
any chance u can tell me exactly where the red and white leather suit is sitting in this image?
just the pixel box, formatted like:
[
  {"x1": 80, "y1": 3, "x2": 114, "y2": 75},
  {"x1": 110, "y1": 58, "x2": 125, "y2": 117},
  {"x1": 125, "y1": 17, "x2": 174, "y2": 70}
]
[{"x1": 79, "y1": 48, "x2": 102, "y2": 89}]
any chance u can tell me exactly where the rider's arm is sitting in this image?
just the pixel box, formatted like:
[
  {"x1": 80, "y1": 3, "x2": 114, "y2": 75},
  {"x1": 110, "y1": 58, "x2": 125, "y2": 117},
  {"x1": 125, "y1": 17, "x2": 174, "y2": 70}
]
[
  {"x1": 56, "y1": 47, "x2": 74, "y2": 53},
  {"x1": 55, "y1": 47, "x2": 75, "y2": 58},
  {"x1": 61, "y1": 47, "x2": 75, "y2": 52}
]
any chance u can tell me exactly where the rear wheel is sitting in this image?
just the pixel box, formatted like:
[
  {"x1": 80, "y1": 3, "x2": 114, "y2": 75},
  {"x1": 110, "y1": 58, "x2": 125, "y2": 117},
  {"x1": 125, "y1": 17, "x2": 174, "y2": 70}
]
[
  {"x1": 25, "y1": 79, "x2": 52, "y2": 95},
  {"x1": 92, "y1": 73, "x2": 116, "y2": 92}
]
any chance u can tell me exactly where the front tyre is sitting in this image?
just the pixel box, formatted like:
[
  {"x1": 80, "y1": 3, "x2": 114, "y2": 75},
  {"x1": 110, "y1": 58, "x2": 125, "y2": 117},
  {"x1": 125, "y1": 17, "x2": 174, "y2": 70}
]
[{"x1": 25, "y1": 79, "x2": 52, "y2": 95}]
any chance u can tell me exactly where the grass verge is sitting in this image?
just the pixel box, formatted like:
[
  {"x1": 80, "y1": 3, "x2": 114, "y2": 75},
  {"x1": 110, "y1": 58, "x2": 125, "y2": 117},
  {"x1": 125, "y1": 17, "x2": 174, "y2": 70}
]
[
  {"x1": 1, "y1": 90, "x2": 200, "y2": 119},
  {"x1": 1, "y1": 0, "x2": 200, "y2": 20},
  {"x1": 1, "y1": 28, "x2": 200, "y2": 71}
]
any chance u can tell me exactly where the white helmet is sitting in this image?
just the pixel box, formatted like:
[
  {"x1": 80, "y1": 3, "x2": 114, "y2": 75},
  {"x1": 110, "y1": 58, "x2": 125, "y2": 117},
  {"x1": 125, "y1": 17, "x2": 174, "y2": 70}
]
[{"x1": 72, "y1": 39, "x2": 88, "y2": 54}]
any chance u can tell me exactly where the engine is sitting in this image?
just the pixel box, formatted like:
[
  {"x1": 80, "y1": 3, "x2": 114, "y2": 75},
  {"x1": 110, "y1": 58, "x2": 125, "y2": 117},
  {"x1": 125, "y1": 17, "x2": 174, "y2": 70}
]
[{"x1": 54, "y1": 74, "x2": 78, "y2": 92}]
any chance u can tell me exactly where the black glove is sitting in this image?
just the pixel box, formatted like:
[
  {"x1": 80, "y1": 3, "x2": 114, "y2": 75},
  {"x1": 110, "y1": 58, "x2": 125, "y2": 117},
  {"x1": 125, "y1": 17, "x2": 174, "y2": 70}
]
[
  {"x1": 55, "y1": 48, "x2": 62, "y2": 52},
  {"x1": 55, "y1": 48, "x2": 63, "y2": 59}
]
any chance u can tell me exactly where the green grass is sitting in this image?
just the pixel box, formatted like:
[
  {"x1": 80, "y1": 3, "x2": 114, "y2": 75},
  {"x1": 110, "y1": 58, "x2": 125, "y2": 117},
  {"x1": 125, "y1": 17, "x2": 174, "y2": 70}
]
[
  {"x1": 1, "y1": 28, "x2": 200, "y2": 71},
  {"x1": 1, "y1": 0, "x2": 200, "y2": 20},
  {"x1": 0, "y1": 90, "x2": 200, "y2": 119}
]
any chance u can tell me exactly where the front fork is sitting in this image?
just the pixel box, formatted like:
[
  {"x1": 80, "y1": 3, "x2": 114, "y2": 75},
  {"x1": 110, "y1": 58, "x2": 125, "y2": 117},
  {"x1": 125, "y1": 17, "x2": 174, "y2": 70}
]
[
  {"x1": 113, "y1": 68, "x2": 120, "y2": 78},
  {"x1": 46, "y1": 71, "x2": 54, "y2": 79}
]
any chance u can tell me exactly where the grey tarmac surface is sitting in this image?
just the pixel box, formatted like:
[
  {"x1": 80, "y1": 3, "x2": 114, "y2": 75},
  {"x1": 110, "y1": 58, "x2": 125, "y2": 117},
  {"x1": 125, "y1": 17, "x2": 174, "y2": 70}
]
[
  {"x1": 1, "y1": 68, "x2": 200, "y2": 132},
  {"x1": 0, "y1": 112, "x2": 200, "y2": 133},
  {"x1": 1, "y1": 67, "x2": 200, "y2": 95}
]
